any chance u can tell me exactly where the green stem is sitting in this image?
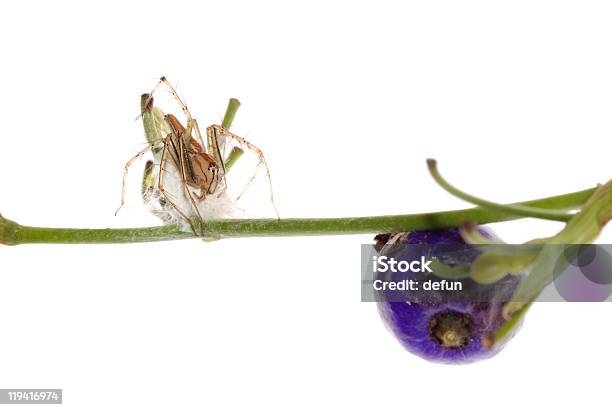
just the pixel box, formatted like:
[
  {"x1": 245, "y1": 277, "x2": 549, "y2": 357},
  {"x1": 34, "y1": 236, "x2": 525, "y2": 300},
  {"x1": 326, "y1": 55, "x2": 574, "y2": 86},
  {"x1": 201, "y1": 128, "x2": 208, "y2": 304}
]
[
  {"x1": 485, "y1": 302, "x2": 531, "y2": 349},
  {"x1": 224, "y1": 147, "x2": 244, "y2": 173},
  {"x1": 427, "y1": 159, "x2": 573, "y2": 222},
  {"x1": 222, "y1": 98, "x2": 241, "y2": 129},
  {"x1": 217, "y1": 97, "x2": 241, "y2": 158},
  {"x1": 0, "y1": 187, "x2": 595, "y2": 245},
  {"x1": 140, "y1": 94, "x2": 161, "y2": 145}
]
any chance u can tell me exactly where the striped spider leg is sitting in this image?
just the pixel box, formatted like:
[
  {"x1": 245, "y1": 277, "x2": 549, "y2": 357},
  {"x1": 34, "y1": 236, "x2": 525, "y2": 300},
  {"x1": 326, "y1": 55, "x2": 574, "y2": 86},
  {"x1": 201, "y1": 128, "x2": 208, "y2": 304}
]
[
  {"x1": 115, "y1": 142, "x2": 157, "y2": 216},
  {"x1": 206, "y1": 124, "x2": 280, "y2": 218}
]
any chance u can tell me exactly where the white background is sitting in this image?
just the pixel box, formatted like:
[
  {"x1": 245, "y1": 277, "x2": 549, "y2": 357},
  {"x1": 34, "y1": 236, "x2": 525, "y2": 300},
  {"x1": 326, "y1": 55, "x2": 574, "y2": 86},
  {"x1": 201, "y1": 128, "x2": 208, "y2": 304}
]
[{"x1": 1, "y1": 1, "x2": 611, "y2": 409}]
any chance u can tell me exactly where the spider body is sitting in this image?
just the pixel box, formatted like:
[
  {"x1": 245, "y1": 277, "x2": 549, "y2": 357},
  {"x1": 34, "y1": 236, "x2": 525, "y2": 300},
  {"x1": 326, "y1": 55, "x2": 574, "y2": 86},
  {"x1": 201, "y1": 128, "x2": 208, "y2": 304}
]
[
  {"x1": 115, "y1": 77, "x2": 279, "y2": 231},
  {"x1": 164, "y1": 113, "x2": 222, "y2": 198}
]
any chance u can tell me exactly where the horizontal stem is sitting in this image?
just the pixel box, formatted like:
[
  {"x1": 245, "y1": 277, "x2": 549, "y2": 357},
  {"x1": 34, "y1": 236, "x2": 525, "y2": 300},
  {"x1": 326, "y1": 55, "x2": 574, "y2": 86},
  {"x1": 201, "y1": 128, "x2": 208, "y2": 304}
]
[{"x1": 0, "y1": 187, "x2": 595, "y2": 245}]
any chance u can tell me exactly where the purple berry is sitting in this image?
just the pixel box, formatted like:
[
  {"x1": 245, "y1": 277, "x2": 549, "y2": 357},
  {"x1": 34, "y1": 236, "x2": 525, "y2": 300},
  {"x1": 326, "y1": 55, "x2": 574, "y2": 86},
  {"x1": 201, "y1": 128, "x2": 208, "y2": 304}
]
[{"x1": 375, "y1": 228, "x2": 523, "y2": 364}]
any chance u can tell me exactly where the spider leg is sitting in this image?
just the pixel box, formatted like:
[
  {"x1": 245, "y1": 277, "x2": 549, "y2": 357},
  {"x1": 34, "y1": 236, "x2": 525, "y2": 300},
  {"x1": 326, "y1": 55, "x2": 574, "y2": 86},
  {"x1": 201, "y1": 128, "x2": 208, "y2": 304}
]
[
  {"x1": 157, "y1": 134, "x2": 207, "y2": 232},
  {"x1": 176, "y1": 132, "x2": 207, "y2": 225},
  {"x1": 145, "y1": 77, "x2": 197, "y2": 140},
  {"x1": 157, "y1": 138, "x2": 194, "y2": 226},
  {"x1": 207, "y1": 124, "x2": 280, "y2": 219},
  {"x1": 159, "y1": 76, "x2": 194, "y2": 125},
  {"x1": 235, "y1": 161, "x2": 263, "y2": 201},
  {"x1": 137, "y1": 78, "x2": 167, "y2": 121},
  {"x1": 206, "y1": 125, "x2": 228, "y2": 193},
  {"x1": 115, "y1": 143, "x2": 154, "y2": 215},
  {"x1": 191, "y1": 118, "x2": 207, "y2": 152}
]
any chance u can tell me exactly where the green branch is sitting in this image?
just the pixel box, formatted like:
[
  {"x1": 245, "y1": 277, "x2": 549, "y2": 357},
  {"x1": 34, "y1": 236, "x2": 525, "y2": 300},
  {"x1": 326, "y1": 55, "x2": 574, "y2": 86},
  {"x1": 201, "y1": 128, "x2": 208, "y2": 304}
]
[
  {"x1": 0, "y1": 187, "x2": 595, "y2": 245},
  {"x1": 222, "y1": 98, "x2": 241, "y2": 129},
  {"x1": 427, "y1": 159, "x2": 574, "y2": 222}
]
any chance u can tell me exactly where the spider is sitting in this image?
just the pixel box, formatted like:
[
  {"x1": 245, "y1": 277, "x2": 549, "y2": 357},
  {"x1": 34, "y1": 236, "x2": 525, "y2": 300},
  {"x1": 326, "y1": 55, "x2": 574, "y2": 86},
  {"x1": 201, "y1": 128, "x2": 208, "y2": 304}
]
[{"x1": 115, "y1": 77, "x2": 279, "y2": 232}]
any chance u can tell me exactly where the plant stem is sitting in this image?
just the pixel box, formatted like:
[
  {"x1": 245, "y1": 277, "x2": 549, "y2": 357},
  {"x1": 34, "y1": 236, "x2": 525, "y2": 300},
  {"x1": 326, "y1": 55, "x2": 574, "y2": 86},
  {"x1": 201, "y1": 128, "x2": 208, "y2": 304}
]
[
  {"x1": 427, "y1": 159, "x2": 574, "y2": 222},
  {"x1": 217, "y1": 97, "x2": 241, "y2": 156},
  {"x1": 140, "y1": 93, "x2": 161, "y2": 145},
  {"x1": 222, "y1": 98, "x2": 241, "y2": 129},
  {"x1": 224, "y1": 147, "x2": 244, "y2": 172},
  {"x1": 0, "y1": 187, "x2": 595, "y2": 245}
]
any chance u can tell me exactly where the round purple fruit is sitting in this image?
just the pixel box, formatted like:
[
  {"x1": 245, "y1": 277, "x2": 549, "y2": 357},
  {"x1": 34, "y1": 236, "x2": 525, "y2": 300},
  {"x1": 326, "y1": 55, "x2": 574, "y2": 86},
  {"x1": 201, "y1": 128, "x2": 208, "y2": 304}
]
[{"x1": 375, "y1": 228, "x2": 523, "y2": 364}]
